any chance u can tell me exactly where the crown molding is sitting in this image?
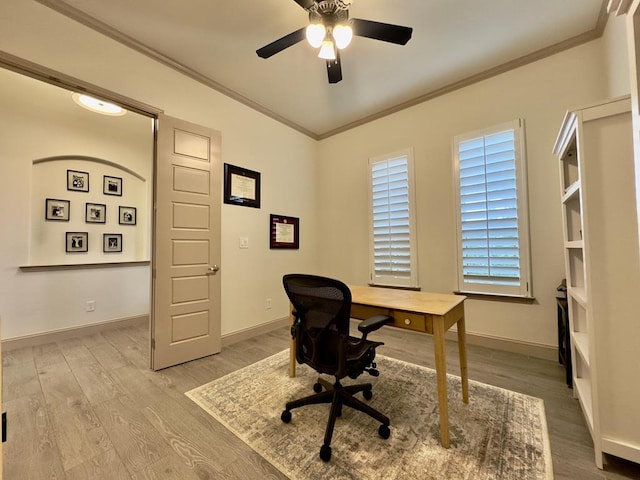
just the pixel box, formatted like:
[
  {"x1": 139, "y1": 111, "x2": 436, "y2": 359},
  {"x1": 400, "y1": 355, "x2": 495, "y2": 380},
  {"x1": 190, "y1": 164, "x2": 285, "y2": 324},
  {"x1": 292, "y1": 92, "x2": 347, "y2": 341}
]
[{"x1": 34, "y1": 0, "x2": 609, "y2": 141}]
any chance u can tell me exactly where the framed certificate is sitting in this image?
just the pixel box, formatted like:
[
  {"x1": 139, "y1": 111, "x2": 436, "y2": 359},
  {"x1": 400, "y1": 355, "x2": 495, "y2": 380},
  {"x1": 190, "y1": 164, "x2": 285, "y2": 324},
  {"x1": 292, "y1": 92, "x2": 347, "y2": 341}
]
[
  {"x1": 270, "y1": 214, "x2": 299, "y2": 249},
  {"x1": 224, "y1": 163, "x2": 261, "y2": 208}
]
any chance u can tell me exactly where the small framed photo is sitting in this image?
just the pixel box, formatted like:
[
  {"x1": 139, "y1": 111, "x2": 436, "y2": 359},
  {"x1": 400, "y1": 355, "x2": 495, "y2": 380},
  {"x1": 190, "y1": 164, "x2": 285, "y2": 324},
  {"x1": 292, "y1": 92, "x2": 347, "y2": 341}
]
[
  {"x1": 270, "y1": 214, "x2": 299, "y2": 249},
  {"x1": 67, "y1": 170, "x2": 89, "y2": 192},
  {"x1": 223, "y1": 163, "x2": 261, "y2": 208},
  {"x1": 119, "y1": 206, "x2": 137, "y2": 225},
  {"x1": 66, "y1": 232, "x2": 88, "y2": 253},
  {"x1": 45, "y1": 198, "x2": 70, "y2": 221},
  {"x1": 85, "y1": 203, "x2": 106, "y2": 223},
  {"x1": 103, "y1": 175, "x2": 122, "y2": 196},
  {"x1": 103, "y1": 233, "x2": 122, "y2": 253}
]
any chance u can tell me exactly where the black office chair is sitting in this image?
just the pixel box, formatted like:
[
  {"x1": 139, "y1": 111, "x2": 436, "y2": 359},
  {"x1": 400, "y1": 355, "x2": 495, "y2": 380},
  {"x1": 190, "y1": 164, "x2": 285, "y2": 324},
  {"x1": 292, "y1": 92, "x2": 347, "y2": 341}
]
[{"x1": 281, "y1": 274, "x2": 393, "y2": 462}]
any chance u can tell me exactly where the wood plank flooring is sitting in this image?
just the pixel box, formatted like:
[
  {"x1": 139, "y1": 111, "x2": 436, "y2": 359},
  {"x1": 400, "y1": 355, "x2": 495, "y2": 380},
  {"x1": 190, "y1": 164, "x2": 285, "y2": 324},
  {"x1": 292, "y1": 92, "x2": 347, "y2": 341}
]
[{"x1": 3, "y1": 321, "x2": 640, "y2": 479}]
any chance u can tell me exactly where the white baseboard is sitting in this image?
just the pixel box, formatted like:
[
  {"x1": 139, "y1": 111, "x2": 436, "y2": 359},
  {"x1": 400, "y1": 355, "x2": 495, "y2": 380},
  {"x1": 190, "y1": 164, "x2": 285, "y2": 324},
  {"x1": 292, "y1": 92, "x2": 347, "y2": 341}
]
[
  {"x1": 221, "y1": 316, "x2": 290, "y2": 347},
  {"x1": 1, "y1": 313, "x2": 556, "y2": 361},
  {"x1": 2, "y1": 315, "x2": 148, "y2": 351},
  {"x1": 445, "y1": 330, "x2": 557, "y2": 361},
  {"x1": 1, "y1": 315, "x2": 290, "y2": 352}
]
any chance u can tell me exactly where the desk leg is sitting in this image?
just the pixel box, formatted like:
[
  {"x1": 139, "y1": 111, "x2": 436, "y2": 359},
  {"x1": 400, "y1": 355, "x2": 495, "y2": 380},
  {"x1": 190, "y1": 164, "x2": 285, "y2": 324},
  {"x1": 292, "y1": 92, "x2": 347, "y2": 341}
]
[
  {"x1": 289, "y1": 304, "x2": 296, "y2": 377},
  {"x1": 433, "y1": 319, "x2": 450, "y2": 448},
  {"x1": 457, "y1": 315, "x2": 469, "y2": 404}
]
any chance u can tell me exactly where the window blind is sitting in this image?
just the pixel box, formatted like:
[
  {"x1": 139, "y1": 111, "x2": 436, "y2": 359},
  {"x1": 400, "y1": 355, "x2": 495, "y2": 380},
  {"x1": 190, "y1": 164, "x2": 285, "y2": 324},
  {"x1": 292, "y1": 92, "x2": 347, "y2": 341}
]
[
  {"x1": 458, "y1": 129, "x2": 521, "y2": 286},
  {"x1": 371, "y1": 156, "x2": 412, "y2": 279}
]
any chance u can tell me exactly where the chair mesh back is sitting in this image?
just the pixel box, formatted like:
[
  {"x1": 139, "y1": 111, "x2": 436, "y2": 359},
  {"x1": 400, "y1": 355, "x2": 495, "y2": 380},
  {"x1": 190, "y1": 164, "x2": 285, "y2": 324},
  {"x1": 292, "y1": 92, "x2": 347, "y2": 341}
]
[{"x1": 282, "y1": 274, "x2": 351, "y2": 375}]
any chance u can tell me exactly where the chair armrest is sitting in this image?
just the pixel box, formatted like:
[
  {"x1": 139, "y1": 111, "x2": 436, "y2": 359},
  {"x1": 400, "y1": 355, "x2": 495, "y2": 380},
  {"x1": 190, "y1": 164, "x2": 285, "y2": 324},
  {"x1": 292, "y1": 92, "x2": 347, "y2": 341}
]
[{"x1": 358, "y1": 315, "x2": 393, "y2": 335}]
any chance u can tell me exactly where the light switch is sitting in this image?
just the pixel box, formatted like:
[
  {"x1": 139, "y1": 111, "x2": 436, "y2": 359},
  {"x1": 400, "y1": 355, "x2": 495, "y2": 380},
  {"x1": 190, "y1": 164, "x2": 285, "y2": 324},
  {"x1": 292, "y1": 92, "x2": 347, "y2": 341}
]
[{"x1": 239, "y1": 237, "x2": 249, "y2": 249}]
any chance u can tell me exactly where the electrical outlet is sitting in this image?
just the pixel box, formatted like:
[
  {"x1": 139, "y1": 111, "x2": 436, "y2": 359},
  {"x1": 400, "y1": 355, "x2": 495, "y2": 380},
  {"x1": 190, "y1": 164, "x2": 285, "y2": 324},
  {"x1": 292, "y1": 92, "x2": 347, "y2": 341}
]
[
  {"x1": 266, "y1": 298, "x2": 272, "y2": 309},
  {"x1": 86, "y1": 300, "x2": 95, "y2": 312}
]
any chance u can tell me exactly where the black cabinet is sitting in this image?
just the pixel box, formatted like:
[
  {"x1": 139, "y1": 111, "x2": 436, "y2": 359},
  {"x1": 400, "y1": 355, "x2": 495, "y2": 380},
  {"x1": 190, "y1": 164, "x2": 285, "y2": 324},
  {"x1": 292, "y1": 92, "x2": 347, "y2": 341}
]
[{"x1": 557, "y1": 297, "x2": 572, "y2": 388}]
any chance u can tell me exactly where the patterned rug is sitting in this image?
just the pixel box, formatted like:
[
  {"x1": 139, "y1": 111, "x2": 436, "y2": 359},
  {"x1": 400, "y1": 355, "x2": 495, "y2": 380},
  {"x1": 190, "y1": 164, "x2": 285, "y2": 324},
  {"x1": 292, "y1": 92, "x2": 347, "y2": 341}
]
[{"x1": 186, "y1": 350, "x2": 553, "y2": 479}]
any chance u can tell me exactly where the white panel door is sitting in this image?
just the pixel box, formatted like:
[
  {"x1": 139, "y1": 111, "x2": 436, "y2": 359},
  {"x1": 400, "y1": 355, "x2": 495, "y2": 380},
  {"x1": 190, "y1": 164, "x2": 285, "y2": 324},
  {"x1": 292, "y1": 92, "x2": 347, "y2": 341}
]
[{"x1": 152, "y1": 114, "x2": 221, "y2": 370}]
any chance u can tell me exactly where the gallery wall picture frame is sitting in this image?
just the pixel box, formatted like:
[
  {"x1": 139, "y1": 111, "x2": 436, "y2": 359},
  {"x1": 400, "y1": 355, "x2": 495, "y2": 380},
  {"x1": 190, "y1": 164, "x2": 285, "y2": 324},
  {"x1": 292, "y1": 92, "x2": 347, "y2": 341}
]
[
  {"x1": 67, "y1": 169, "x2": 90, "y2": 192},
  {"x1": 45, "y1": 198, "x2": 70, "y2": 221},
  {"x1": 85, "y1": 202, "x2": 107, "y2": 223},
  {"x1": 103, "y1": 175, "x2": 123, "y2": 196},
  {"x1": 119, "y1": 206, "x2": 137, "y2": 225},
  {"x1": 66, "y1": 231, "x2": 88, "y2": 253},
  {"x1": 103, "y1": 233, "x2": 123, "y2": 253},
  {"x1": 223, "y1": 163, "x2": 261, "y2": 208},
  {"x1": 270, "y1": 214, "x2": 299, "y2": 249}
]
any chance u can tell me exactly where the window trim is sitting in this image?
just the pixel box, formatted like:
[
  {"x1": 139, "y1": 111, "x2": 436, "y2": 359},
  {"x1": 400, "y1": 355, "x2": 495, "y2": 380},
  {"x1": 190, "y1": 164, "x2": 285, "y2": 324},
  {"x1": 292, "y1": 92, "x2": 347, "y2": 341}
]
[
  {"x1": 452, "y1": 119, "x2": 533, "y2": 298},
  {"x1": 368, "y1": 148, "x2": 419, "y2": 289}
]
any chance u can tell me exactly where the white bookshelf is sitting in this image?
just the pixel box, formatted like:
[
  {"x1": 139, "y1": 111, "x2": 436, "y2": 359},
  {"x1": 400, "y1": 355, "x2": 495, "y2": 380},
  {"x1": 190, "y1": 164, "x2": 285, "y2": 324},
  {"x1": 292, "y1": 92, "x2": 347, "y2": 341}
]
[{"x1": 553, "y1": 96, "x2": 640, "y2": 468}]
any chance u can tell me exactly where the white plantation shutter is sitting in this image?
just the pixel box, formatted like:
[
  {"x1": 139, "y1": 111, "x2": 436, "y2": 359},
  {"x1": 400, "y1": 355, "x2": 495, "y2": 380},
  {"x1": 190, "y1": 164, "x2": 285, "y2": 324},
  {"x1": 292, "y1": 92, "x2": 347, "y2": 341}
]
[
  {"x1": 453, "y1": 120, "x2": 532, "y2": 297},
  {"x1": 368, "y1": 150, "x2": 418, "y2": 288}
]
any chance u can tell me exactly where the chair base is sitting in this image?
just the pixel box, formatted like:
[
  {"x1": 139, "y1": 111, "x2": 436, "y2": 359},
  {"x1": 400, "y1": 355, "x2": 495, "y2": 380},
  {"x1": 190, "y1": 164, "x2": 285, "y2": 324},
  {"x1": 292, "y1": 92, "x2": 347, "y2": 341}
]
[{"x1": 281, "y1": 377, "x2": 390, "y2": 462}]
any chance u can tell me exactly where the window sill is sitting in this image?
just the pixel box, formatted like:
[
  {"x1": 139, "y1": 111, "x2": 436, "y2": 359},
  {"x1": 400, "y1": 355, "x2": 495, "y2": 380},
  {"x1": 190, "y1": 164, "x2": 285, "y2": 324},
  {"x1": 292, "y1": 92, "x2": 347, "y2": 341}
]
[{"x1": 453, "y1": 290, "x2": 536, "y2": 303}]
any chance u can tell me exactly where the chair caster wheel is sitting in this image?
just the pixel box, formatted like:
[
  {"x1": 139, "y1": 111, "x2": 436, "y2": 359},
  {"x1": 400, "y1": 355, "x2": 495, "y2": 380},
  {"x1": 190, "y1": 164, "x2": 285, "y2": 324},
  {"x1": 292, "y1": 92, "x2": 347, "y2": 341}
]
[
  {"x1": 363, "y1": 389, "x2": 373, "y2": 400},
  {"x1": 313, "y1": 382, "x2": 323, "y2": 393},
  {"x1": 319, "y1": 444, "x2": 332, "y2": 462},
  {"x1": 378, "y1": 424, "x2": 391, "y2": 439},
  {"x1": 281, "y1": 410, "x2": 292, "y2": 423}
]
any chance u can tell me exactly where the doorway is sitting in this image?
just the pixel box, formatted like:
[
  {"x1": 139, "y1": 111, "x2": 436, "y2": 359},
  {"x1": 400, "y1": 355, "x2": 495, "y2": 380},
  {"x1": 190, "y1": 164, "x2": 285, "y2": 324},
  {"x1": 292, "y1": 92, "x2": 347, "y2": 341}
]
[{"x1": 0, "y1": 64, "x2": 221, "y2": 369}]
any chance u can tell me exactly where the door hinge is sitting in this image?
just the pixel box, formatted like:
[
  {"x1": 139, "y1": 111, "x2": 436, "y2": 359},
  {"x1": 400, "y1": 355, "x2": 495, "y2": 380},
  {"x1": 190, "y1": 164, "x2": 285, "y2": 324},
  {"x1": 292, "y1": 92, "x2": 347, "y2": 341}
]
[
  {"x1": 2, "y1": 411, "x2": 6, "y2": 442},
  {"x1": 151, "y1": 338, "x2": 156, "y2": 350}
]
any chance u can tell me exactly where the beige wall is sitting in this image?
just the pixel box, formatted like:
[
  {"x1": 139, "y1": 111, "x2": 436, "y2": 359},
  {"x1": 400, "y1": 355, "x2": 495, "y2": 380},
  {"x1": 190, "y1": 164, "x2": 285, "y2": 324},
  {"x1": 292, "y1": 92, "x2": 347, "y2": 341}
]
[
  {"x1": 315, "y1": 40, "x2": 610, "y2": 348},
  {"x1": 0, "y1": 1, "x2": 632, "y2": 351},
  {"x1": 0, "y1": 0, "x2": 318, "y2": 339},
  {"x1": 602, "y1": 13, "x2": 631, "y2": 98}
]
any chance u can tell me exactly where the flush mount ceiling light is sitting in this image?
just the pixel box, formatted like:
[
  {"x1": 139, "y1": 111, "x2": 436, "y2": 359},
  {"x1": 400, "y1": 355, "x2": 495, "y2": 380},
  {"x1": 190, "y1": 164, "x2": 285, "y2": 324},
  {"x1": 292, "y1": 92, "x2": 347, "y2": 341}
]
[
  {"x1": 72, "y1": 93, "x2": 126, "y2": 116},
  {"x1": 256, "y1": 0, "x2": 412, "y2": 84}
]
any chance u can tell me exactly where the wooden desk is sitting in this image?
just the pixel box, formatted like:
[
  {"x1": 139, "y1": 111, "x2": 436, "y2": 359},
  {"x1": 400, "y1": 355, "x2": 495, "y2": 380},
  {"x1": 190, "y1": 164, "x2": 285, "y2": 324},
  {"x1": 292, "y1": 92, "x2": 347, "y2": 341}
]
[{"x1": 288, "y1": 285, "x2": 468, "y2": 449}]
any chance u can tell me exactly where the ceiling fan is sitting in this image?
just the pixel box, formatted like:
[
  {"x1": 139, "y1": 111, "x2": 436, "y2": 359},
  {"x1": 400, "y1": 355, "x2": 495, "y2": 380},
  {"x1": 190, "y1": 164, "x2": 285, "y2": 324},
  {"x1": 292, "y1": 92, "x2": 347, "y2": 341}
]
[{"x1": 256, "y1": 0, "x2": 413, "y2": 84}]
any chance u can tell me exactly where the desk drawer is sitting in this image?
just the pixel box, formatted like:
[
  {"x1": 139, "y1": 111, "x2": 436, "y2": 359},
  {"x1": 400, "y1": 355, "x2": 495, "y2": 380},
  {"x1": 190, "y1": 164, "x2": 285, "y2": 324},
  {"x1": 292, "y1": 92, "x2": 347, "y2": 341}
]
[
  {"x1": 392, "y1": 311, "x2": 426, "y2": 332},
  {"x1": 351, "y1": 304, "x2": 390, "y2": 320}
]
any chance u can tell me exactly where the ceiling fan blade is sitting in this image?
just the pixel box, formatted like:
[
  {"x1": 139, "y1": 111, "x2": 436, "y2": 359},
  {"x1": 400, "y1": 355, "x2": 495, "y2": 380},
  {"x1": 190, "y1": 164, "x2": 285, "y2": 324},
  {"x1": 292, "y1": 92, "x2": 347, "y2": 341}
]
[
  {"x1": 326, "y1": 51, "x2": 342, "y2": 84},
  {"x1": 293, "y1": 0, "x2": 316, "y2": 9},
  {"x1": 256, "y1": 28, "x2": 306, "y2": 58},
  {"x1": 351, "y1": 18, "x2": 413, "y2": 45}
]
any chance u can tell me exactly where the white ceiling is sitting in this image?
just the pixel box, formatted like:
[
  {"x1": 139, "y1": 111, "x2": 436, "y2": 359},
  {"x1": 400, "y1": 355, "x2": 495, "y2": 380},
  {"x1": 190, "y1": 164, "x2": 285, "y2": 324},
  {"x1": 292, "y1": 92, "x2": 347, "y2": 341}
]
[{"x1": 38, "y1": 0, "x2": 607, "y2": 139}]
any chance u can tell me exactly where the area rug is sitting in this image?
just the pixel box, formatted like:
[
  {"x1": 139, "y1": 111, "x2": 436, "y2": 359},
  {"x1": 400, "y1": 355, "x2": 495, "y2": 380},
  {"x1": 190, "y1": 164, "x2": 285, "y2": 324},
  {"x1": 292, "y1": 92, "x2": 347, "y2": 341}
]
[{"x1": 186, "y1": 350, "x2": 553, "y2": 480}]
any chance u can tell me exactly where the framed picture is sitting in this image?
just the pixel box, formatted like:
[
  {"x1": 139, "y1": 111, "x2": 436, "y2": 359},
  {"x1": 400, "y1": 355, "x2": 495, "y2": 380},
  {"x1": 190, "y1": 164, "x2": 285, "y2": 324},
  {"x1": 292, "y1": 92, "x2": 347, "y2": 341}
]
[
  {"x1": 67, "y1": 170, "x2": 89, "y2": 192},
  {"x1": 270, "y1": 214, "x2": 299, "y2": 249},
  {"x1": 85, "y1": 203, "x2": 106, "y2": 223},
  {"x1": 45, "y1": 198, "x2": 70, "y2": 221},
  {"x1": 103, "y1": 175, "x2": 122, "y2": 196},
  {"x1": 223, "y1": 163, "x2": 261, "y2": 208},
  {"x1": 66, "y1": 232, "x2": 88, "y2": 253},
  {"x1": 119, "y1": 206, "x2": 137, "y2": 225},
  {"x1": 103, "y1": 233, "x2": 122, "y2": 253}
]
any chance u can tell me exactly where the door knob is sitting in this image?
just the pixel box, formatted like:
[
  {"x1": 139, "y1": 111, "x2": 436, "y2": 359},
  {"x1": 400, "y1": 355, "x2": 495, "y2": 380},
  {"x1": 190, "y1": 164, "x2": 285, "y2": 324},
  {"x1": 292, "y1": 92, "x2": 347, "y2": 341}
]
[{"x1": 207, "y1": 265, "x2": 220, "y2": 275}]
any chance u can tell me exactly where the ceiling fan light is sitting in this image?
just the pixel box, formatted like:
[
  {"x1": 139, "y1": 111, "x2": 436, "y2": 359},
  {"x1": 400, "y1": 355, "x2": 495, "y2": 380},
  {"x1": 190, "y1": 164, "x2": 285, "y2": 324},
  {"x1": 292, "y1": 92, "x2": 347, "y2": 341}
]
[
  {"x1": 318, "y1": 39, "x2": 336, "y2": 60},
  {"x1": 306, "y1": 23, "x2": 325, "y2": 48},
  {"x1": 333, "y1": 24, "x2": 353, "y2": 49}
]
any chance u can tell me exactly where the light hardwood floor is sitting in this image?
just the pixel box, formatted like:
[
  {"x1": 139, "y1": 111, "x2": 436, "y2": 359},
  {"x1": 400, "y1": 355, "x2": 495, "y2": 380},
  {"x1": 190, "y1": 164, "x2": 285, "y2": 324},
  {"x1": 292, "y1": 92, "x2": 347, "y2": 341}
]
[{"x1": 3, "y1": 321, "x2": 640, "y2": 479}]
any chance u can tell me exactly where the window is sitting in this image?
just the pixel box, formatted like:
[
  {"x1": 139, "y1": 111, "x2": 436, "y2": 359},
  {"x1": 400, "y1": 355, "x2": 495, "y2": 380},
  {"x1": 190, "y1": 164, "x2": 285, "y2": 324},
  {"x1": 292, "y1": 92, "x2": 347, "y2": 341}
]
[
  {"x1": 368, "y1": 149, "x2": 418, "y2": 288},
  {"x1": 453, "y1": 119, "x2": 532, "y2": 297}
]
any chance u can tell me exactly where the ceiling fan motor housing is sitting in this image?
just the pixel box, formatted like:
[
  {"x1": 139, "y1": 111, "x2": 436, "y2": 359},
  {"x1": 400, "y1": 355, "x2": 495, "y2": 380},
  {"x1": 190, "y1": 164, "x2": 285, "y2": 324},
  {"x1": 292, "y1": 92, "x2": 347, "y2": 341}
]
[{"x1": 309, "y1": 0, "x2": 351, "y2": 26}]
